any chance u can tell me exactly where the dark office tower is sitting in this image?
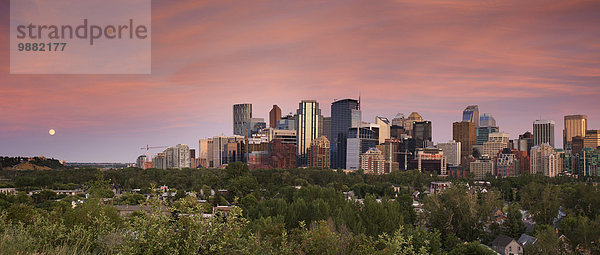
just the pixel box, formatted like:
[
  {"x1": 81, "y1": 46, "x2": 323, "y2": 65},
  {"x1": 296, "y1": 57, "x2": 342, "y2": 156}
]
[
  {"x1": 322, "y1": 117, "x2": 331, "y2": 143},
  {"x1": 269, "y1": 105, "x2": 282, "y2": 128},
  {"x1": 453, "y1": 121, "x2": 476, "y2": 158},
  {"x1": 413, "y1": 121, "x2": 432, "y2": 148},
  {"x1": 533, "y1": 120, "x2": 555, "y2": 147},
  {"x1": 296, "y1": 100, "x2": 323, "y2": 166},
  {"x1": 462, "y1": 105, "x2": 480, "y2": 128},
  {"x1": 233, "y1": 104, "x2": 252, "y2": 136},
  {"x1": 330, "y1": 99, "x2": 360, "y2": 169}
]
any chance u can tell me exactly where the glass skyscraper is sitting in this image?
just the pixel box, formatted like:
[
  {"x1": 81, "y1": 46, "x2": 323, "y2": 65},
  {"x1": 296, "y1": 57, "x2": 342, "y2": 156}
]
[
  {"x1": 330, "y1": 99, "x2": 360, "y2": 169},
  {"x1": 462, "y1": 105, "x2": 480, "y2": 128},
  {"x1": 296, "y1": 100, "x2": 323, "y2": 166}
]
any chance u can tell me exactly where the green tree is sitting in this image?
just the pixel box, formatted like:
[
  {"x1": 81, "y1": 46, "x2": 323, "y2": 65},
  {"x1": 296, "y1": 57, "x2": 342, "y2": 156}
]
[{"x1": 502, "y1": 204, "x2": 525, "y2": 239}]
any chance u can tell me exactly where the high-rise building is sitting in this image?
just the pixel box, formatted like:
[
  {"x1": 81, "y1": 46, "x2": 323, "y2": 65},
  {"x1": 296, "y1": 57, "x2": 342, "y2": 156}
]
[
  {"x1": 212, "y1": 135, "x2": 245, "y2": 167},
  {"x1": 330, "y1": 99, "x2": 360, "y2": 169},
  {"x1": 477, "y1": 113, "x2": 498, "y2": 145},
  {"x1": 406, "y1": 112, "x2": 423, "y2": 135},
  {"x1": 517, "y1": 131, "x2": 534, "y2": 156},
  {"x1": 479, "y1": 113, "x2": 496, "y2": 127},
  {"x1": 413, "y1": 121, "x2": 433, "y2": 148},
  {"x1": 411, "y1": 148, "x2": 447, "y2": 175},
  {"x1": 136, "y1": 155, "x2": 148, "y2": 169},
  {"x1": 266, "y1": 128, "x2": 297, "y2": 145},
  {"x1": 233, "y1": 104, "x2": 252, "y2": 136},
  {"x1": 307, "y1": 136, "x2": 330, "y2": 168},
  {"x1": 164, "y1": 144, "x2": 191, "y2": 169},
  {"x1": 276, "y1": 114, "x2": 295, "y2": 130},
  {"x1": 576, "y1": 148, "x2": 600, "y2": 176},
  {"x1": 392, "y1": 113, "x2": 406, "y2": 127},
  {"x1": 584, "y1": 130, "x2": 600, "y2": 149},
  {"x1": 151, "y1": 152, "x2": 166, "y2": 169},
  {"x1": 296, "y1": 100, "x2": 323, "y2": 166},
  {"x1": 268, "y1": 139, "x2": 296, "y2": 169},
  {"x1": 346, "y1": 124, "x2": 379, "y2": 170},
  {"x1": 471, "y1": 156, "x2": 494, "y2": 180},
  {"x1": 269, "y1": 105, "x2": 282, "y2": 128},
  {"x1": 322, "y1": 117, "x2": 331, "y2": 143},
  {"x1": 533, "y1": 120, "x2": 555, "y2": 147},
  {"x1": 530, "y1": 143, "x2": 559, "y2": 177},
  {"x1": 482, "y1": 140, "x2": 508, "y2": 158},
  {"x1": 379, "y1": 139, "x2": 402, "y2": 173},
  {"x1": 241, "y1": 118, "x2": 266, "y2": 137},
  {"x1": 376, "y1": 116, "x2": 391, "y2": 144},
  {"x1": 572, "y1": 136, "x2": 585, "y2": 155},
  {"x1": 563, "y1": 115, "x2": 587, "y2": 150},
  {"x1": 436, "y1": 140, "x2": 461, "y2": 167},
  {"x1": 462, "y1": 105, "x2": 480, "y2": 128},
  {"x1": 488, "y1": 132, "x2": 510, "y2": 143},
  {"x1": 360, "y1": 147, "x2": 386, "y2": 174},
  {"x1": 198, "y1": 138, "x2": 213, "y2": 168},
  {"x1": 496, "y1": 148, "x2": 528, "y2": 177},
  {"x1": 453, "y1": 121, "x2": 476, "y2": 159}
]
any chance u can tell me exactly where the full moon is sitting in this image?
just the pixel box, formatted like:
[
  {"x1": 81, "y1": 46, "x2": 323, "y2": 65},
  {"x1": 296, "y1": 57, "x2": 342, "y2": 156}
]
[{"x1": 49, "y1": 129, "x2": 56, "y2": 136}]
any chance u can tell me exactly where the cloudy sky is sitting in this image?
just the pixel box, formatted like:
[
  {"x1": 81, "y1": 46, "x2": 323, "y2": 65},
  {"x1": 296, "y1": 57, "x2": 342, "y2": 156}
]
[{"x1": 1, "y1": 0, "x2": 599, "y2": 162}]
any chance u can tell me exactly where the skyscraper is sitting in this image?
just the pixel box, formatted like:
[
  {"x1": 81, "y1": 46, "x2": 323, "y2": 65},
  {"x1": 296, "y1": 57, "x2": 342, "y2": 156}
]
[
  {"x1": 296, "y1": 100, "x2": 323, "y2": 166},
  {"x1": 462, "y1": 105, "x2": 480, "y2": 128},
  {"x1": 533, "y1": 120, "x2": 555, "y2": 147},
  {"x1": 477, "y1": 113, "x2": 498, "y2": 145},
  {"x1": 584, "y1": 130, "x2": 600, "y2": 149},
  {"x1": 413, "y1": 121, "x2": 432, "y2": 148},
  {"x1": 376, "y1": 116, "x2": 391, "y2": 144},
  {"x1": 330, "y1": 99, "x2": 360, "y2": 169},
  {"x1": 346, "y1": 124, "x2": 379, "y2": 170},
  {"x1": 436, "y1": 140, "x2": 461, "y2": 167},
  {"x1": 530, "y1": 143, "x2": 559, "y2": 177},
  {"x1": 453, "y1": 121, "x2": 476, "y2": 159},
  {"x1": 307, "y1": 136, "x2": 330, "y2": 168},
  {"x1": 322, "y1": 117, "x2": 331, "y2": 143},
  {"x1": 233, "y1": 104, "x2": 252, "y2": 136},
  {"x1": 563, "y1": 115, "x2": 587, "y2": 150},
  {"x1": 269, "y1": 105, "x2": 282, "y2": 128},
  {"x1": 406, "y1": 112, "x2": 423, "y2": 136}
]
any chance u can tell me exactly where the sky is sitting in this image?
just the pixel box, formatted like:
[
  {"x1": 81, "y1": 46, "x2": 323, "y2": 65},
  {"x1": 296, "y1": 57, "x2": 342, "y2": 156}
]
[{"x1": 1, "y1": 0, "x2": 599, "y2": 163}]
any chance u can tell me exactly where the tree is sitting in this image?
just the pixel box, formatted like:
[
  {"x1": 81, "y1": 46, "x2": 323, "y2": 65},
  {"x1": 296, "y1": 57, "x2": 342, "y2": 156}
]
[
  {"x1": 449, "y1": 241, "x2": 496, "y2": 255},
  {"x1": 520, "y1": 183, "x2": 560, "y2": 225},
  {"x1": 502, "y1": 204, "x2": 525, "y2": 239},
  {"x1": 527, "y1": 225, "x2": 562, "y2": 255}
]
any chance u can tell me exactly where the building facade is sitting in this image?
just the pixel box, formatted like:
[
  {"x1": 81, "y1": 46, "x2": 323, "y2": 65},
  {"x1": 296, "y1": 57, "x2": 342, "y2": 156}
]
[
  {"x1": 563, "y1": 115, "x2": 587, "y2": 150},
  {"x1": 533, "y1": 120, "x2": 555, "y2": 147},
  {"x1": 330, "y1": 99, "x2": 360, "y2": 169},
  {"x1": 462, "y1": 105, "x2": 480, "y2": 128},
  {"x1": 471, "y1": 156, "x2": 494, "y2": 180},
  {"x1": 233, "y1": 104, "x2": 252, "y2": 136},
  {"x1": 307, "y1": 136, "x2": 330, "y2": 168},
  {"x1": 412, "y1": 147, "x2": 447, "y2": 175},
  {"x1": 269, "y1": 105, "x2": 281, "y2": 128},
  {"x1": 584, "y1": 130, "x2": 600, "y2": 149},
  {"x1": 296, "y1": 100, "x2": 323, "y2": 166},
  {"x1": 530, "y1": 143, "x2": 559, "y2": 177},
  {"x1": 436, "y1": 140, "x2": 461, "y2": 167},
  {"x1": 360, "y1": 147, "x2": 386, "y2": 174},
  {"x1": 413, "y1": 121, "x2": 433, "y2": 148},
  {"x1": 453, "y1": 121, "x2": 477, "y2": 159}
]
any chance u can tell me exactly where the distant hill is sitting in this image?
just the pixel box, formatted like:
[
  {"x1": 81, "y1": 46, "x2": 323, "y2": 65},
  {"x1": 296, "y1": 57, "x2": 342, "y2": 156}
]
[
  {"x1": 9, "y1": 162, "x2": 52, "y2": 170},
  {"x1": 0, "y1": 156, "x2": 65, "y2": 170}
]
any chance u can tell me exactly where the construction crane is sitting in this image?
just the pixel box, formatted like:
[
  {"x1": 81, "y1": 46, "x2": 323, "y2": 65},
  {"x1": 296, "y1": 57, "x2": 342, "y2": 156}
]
[{"x1": 139, "y1": 145, "x2": 168, "y2": 169}]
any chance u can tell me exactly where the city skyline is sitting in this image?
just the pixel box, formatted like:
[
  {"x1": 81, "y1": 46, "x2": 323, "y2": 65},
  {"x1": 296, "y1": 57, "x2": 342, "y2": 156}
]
[{"x1": 1, "y1": 0, "x2": 600, "y2": 162}]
